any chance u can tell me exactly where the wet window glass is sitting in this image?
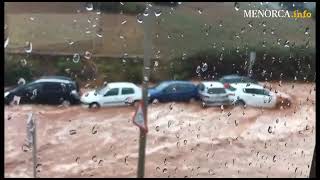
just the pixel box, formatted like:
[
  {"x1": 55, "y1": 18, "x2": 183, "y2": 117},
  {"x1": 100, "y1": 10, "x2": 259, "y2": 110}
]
[
  {"x1": 207, "y1": 88, "x2": 226, "y2": 94},
  {"x1": 104, "y1": 88, "x2": 119, "y2": 96},
  {"x1": 4, "y1": 2, "x2": 315, "y2": 178},
  {"x1": 121, "y1": 87, "x2": 134, "y2": 95}
]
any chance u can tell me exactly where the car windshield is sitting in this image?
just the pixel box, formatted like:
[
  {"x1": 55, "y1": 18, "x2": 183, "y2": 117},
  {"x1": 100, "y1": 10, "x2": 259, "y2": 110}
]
[
  {"x1": 153, "y1": 82, "x2": 168, "y2": 90},
  {"x1": 96, "y1": 86, "x2": 109, "y2": 95}
]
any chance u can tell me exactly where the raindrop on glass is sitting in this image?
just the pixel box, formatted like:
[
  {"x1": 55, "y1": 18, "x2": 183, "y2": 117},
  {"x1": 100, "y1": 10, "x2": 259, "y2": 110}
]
[
  {"x1": 86, "y1": 3, "x2": 93, "y2": 11},
  {"x1": 4, "y1": 37, "x2": 9, "y2": 48},
  {"x1": 24, "y1": 41, "x2": 32, "y2": 53},
  {"x1": 73, "y1": 53, "x2": 80, "y2": 63},
  {"x1": 234, "y1": 2, "x2": 240, "y2": 11},
  {"x1": 155, "y1": 9, "x2": 162, "y2": 17},
  {"x1": 84, "y1": 51, "x2": 92, "y2": 60}
]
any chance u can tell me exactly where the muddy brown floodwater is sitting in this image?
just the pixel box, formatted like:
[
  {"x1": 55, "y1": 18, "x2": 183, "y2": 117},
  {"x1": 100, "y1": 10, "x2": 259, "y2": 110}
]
[{"x1": 4, "y1": 82, "x2": 315, "y2": 178}]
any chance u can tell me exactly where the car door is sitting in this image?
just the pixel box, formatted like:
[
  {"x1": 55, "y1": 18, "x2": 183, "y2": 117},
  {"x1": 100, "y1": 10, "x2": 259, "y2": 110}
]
[
  {"x1": 120, "y1": 87, "x2": 135, "y2": 105},
  {"x1": 163, "y1": 84, "x2": 177, "y2": 102},
  {"x1": 41, "y1": 82, "x2": 65, "y2": 104},
  {"x1": 262, "y1": 89, "x2": 274, "y2": 107},
  {"x1": 244, "y1": 88, "x2": 265, "y2": 107},
  {"x1": 101, "y1": 88, "x2": 120, "y2": 106},
  {"x1": 20, "y1": 82, "x2": 43, "y2": 104}
]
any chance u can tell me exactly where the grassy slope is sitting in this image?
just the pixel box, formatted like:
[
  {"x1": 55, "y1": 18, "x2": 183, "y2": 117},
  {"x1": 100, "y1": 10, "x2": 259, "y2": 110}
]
[{"x1": 5, "y1": 2, "x2": 315, "y2": 59}]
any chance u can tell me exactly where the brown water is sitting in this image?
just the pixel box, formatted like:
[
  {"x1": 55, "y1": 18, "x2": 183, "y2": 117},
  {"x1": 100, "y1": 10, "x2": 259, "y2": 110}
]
[{"x1": 4, "y1": 82, "x2": 315, "y2": 178}]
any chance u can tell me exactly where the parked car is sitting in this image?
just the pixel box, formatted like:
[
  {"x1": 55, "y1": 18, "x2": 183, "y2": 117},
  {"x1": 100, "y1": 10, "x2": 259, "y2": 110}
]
[
  {"x1": 148, "y1": 81, "x2": 198, "y2": 103},
  {"x1": 226, "y1": 83, "x2": 277, "y2": 108},
  {"x1": 80, "y1": 82, "x2": 142, "y2": 108},
  {"x1": 4, "y1": 76, "x2": 81, "y2": 105},
  {"x1": 219, "y1": 75, "x2": 258, "y2": 85},
  {"x1": 197, "y1": 81, "x2": 233, "y2": 108}
]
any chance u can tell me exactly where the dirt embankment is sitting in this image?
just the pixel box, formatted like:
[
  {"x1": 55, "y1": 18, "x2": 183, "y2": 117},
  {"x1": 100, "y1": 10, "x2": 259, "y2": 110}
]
[{"x1": 4, "y1": 82, "x2": 315, "y2": 178}]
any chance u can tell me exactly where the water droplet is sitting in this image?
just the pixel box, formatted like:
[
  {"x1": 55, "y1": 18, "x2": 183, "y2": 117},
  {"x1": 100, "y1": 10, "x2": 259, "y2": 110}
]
[
  {"x1": 4, "y1": 37, "x2": 9, "y2": 48},
  {"x1": 69, "y1": 129, "x2": 77, "y2": 135},
  {"x1": 121, "y1": 20, "x2": 127, "y2": 25},
  {"x1": 227, "y1": 112, "x2": 231, "y2": 117},
  {"x1": 137, "y1": 15, "x2": 143, "y2": 23},
  {"x1": 143, "y1": 11, "x2": 149, "y2": 17},
  {"x1": 92, "y1": 125, "x2": 97, "y2": 134},
  {"x1": 284, "y1": 40, "x2": 290, "y2": 48},
  {"x1": 154, "y1": 61, "x2": 159, "y2": 67},
  {"x1": 84, "y1": 51, "x2": 92, "y2": 60},
  {"x1": 24, "y1": 41, "x2": 32, "y2": 53},
  {"x1": 21, "y1": 144, "x2": 30, "y2": 152},
  {"x1": 305, "y1": 27, "x2": 309, "y2": 35},
  {"x1": 20, "y1": 59, "x2": 27, "y2": 66},
  {"x1": 124, "y1": 155, "x2": 129, "y2": 165},
  {"x1": 197, "y1": 8, "x2": 203, "y2": 14},
  {"x1": 268, "y1": 126, "x2": 273, "y2": 134},
  {"x1": 86, "y1": 3, "x2": 93, "y2": 11},
  {"x1": 273, "y1": 155, "x2": 276, "y2": 162},
  {"x1": 155, "y1": 9, "x2": 162, "y2": 17},
  {"x1": 17, "y1": 78, "x2": 26, "y2": 85},
  {"x1": 208, "y1": 169, "x2": 215, "y2": 175},
  {"x1": 248, "y1": 21, "x2": 253, "y2": 28},
  {"x1": 156, "y1": 167, "x2": 161, "y2": 172},
  {"x1": 184, "y1": 139, "x2": 187, "y2": 145},
  {"x1": 73, "y1": 53, "x2": 80, "y2": 63},
  {"x1": 163, "y1": 168, "x2": 168, "y2": 173},
  {"x1": 201, "y1": 63, "x2": 208, "y2": 72},
  {"x1": 168, "y1": 120, "x2": 173, "y2": 128},
  {"x1": 96, "y1": 33, "x2": 103, "y2": 38},
  {"x1": 155, "y1": 126, "x2": 160, "y2": 132},
  {"x1": 92, "y1": 155, "x2": 97, "y2": 162},
  {"x1": 196, "y1": 66, "x2": 201, "y2": 74},
  {"x1": 75, "y1": 157, "x2": 80, "y2": 163},
  {"x1": 234, "y1": 2, "x2": 240, "y2": 11}
]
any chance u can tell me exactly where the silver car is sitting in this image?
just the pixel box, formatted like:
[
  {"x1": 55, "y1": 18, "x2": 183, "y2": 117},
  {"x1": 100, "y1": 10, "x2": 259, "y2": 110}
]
[{"x1": 197, "y1": 81, "x2": 233, "y2": 108}]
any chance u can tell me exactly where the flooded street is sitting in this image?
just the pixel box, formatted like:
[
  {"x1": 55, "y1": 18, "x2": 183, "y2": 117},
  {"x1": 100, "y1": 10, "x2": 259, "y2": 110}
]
[{"x1": 4, "y1": 82, "x2": 315, "y2": 178}]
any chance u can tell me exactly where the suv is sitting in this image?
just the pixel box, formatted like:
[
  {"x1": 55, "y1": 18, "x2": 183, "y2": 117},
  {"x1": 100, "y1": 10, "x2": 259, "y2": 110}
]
[
  {"x1": 148, "y1": 81, "x2": 198, "y2": 103},
  {"x1": 4, "y1": 76, "x2": 81, "y2": 105},
  {"x1": 197, "y1": 81, "x2": 232, "y2": 108}
]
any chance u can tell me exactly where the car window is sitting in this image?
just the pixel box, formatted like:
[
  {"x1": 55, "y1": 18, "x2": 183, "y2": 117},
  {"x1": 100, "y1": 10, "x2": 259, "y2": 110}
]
[
  {"x1": 244, "y1": 88, "x2": 265, "y2": 95},
  {"x1": 207, "y1": 88, "x2": 226, "y2": 94},
  {"x1": 164, "y1": 84, "x2": 176, "y2": 93},
  {"x1": 104, "y1": 88, "x2": 119, "y2": 96},
  {"x1": 121, "y1": 87, "x2": 134, "y2": 95},
  {"x1": 43, "y1": 83, "x2": 62, "y2": 92}
]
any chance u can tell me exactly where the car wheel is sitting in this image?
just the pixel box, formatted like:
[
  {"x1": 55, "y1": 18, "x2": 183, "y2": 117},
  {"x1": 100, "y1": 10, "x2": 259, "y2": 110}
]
[
  {"x1": 62, "y1": 100, "x2": 71, "y2": 107},
  {"x1": 201, "y1": 101, "x2": 207, "y2": 108},
  {"x1": 132, "y1": 100, "x2": 140, "y2": 107},
  {"x1": 235, "y1": 100, "x2": 246, "y2": 108},
  {"x1": 152, "y1": 98, "x2": 159, "y2": 104},
  {"x1": 89, "y1": 102, "x2": 100, "y2": 109}
]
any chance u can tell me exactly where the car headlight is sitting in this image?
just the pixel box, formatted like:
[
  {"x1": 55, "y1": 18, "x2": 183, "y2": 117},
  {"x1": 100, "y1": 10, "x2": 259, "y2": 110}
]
[{"x1": 4, "y1": 92, "x2": 9, "y2": 98}]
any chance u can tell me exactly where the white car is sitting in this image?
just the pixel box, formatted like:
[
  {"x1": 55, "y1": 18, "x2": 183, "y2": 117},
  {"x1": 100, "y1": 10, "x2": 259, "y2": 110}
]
[
  {"x1": 226, "y1": 83, "x2": 277, "y2": 108},
  {"x1": 197, "y1": 81, "x2": 232, "y2": 107},
  {"x1": 81, "y1": 82, "x2": 142, "y2": 108}
]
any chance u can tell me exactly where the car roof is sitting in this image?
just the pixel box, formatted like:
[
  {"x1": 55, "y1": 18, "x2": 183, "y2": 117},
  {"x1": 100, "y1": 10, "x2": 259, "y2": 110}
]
[
  {"x1": 40, "y1": 76, "x2": 73, "y2": 81},
  {"x1": 200, "y1": 81, "x2": 224, "y2": 88},
  {"x1": 229, "y1": 83, "x2": 264, "y2": 89},
  {"x1": 34, "y1": 79, "x2": 73, "y2": 84},
  {"x1": 160, "y1": 80, "x2": 195, "y2": 85},
  {"x1": 221, "y1": 75, "x2": 247, "y2": 79},
  {"x1": 106, "y1": 82, "x2": 138, "y2": 88}
]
